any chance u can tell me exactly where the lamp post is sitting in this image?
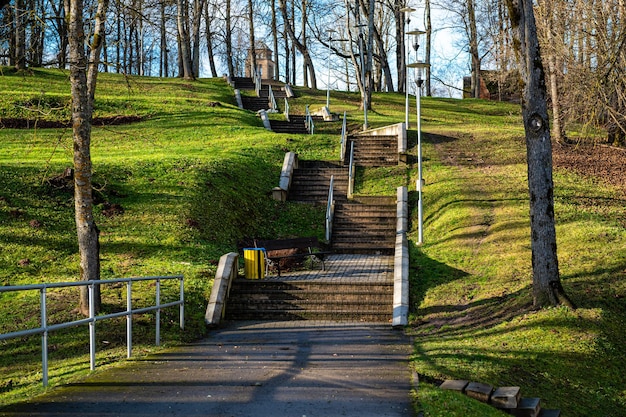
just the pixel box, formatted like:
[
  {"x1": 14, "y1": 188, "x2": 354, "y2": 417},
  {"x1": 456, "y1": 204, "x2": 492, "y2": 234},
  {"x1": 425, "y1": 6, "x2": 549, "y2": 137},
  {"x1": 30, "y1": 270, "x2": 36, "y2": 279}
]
[
  {"x1": 400, "y1": 7, "x2": 416, "y2": 128},
  {"x1": 326, "y1": 29, "x2": 336, "y2": 112},
  {"x1": 407, "y1": 29, "x2": 428, "y2": 245}
]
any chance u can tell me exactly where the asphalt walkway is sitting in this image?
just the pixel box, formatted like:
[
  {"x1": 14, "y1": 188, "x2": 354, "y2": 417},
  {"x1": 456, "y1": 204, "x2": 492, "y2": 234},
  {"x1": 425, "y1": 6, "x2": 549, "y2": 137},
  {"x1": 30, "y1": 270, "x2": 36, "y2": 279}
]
[{"x1": 1, "y1": 255, "x2": 415, "y2": 417}]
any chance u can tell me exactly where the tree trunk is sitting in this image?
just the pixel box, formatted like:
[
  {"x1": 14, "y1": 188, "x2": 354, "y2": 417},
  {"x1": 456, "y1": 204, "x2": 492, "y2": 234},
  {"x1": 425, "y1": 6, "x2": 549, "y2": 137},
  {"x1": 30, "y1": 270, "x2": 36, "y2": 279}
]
[
  {"x1": 14, "y1": 0, "x2": 26, "y2": 70},
  {"x1": 66, "y1": 0, "x2": 102, "y2": 317},
  {"x1": 87, "y1": 0, "x2": 109, "y2": 103},
  {"x1": 467, "y1": 0, "x2": 481, "y2": 98},
  {"x1": 247, "y1": 0, "x2": 257, "y2": 79},
  {"x1": 505, "y1": 0, "x2": 574, "y2": 309},
  {"x1": 225, "y1": 0, "x2": 234, "y2": 78},
  {"x1": 204, "y1": 4, "x2": 218, "y2": 77},
  {"x1": 394, "y1": 0, "x2": 405, "y2": 94},
  {"x1": 176, "y1": 0, "x2": 194, "y2": 79},
  {"x1": 191, "y1": 0, "x2": 205, "y2": 77},
  {"x1": 301, "y1": 0, "x2": 307, "y2": 86},
  {"x1": 279, "y1": 0, "x2": 316, "y2": 89},
  {"x1": 160, "y1": 1, "x2": 167, "y2": 77}
]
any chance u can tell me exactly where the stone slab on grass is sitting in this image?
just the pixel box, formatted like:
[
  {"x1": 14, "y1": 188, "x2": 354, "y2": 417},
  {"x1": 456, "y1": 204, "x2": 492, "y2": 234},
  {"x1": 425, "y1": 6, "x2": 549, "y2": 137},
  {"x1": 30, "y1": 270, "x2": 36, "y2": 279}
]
[
  {"x1": 465, "y1": 381, "x2": 493, "y2": 403},
  {"x1": 511, "y1": 397, "x2": 542, "y2": 417},
  {"x1": 491, "y1": 386, "x2": 521, "y2": 408},
  {"x1": 439, "y1": 380, "x2": 469, "y2": 393}
]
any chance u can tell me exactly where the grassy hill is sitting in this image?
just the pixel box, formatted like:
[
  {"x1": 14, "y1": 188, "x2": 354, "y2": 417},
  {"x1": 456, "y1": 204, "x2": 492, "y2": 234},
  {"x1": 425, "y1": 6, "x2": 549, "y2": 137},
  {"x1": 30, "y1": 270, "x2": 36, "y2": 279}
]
[{"x1": 1, "y1": 68, "x2": 625, "y2": 416}]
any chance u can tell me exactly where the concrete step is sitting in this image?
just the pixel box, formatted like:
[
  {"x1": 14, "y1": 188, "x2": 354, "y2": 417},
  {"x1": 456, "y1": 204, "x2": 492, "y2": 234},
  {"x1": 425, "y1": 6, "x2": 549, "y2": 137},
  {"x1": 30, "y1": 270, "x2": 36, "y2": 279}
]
[
  {"x1": 226, "y1": 279, "x2": 393, "y2": 322},
  {"x1": 511, "y1": 397, "x2": 542, "y2": 417}
]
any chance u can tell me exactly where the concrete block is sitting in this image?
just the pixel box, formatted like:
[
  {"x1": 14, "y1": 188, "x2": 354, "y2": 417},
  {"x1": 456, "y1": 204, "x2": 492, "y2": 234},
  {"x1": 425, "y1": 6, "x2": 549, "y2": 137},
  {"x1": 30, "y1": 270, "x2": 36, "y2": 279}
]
[
  {"x1": 491, "y1": 386, "x2": 521, "y2": 409},
  {"x1": 272, "y1": 187, "x2": 287, "y2": 202},
  {"x1": 439, "y1": 380, "x2": 469, "y2": 393},
  {"x1": 465, "y1": 381, "x2": 493, "y2": 403},
  {"x1": 511, "y1": 397, "x2": 541, "y2": 417}
]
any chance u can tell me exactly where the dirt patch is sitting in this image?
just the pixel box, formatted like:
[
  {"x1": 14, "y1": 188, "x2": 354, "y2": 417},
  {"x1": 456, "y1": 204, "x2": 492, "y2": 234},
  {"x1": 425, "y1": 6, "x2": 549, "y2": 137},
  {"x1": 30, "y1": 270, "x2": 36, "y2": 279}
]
[
  {"x1": 552, "y1": 142, "x2": 626, "y2": 193},
  {"x1": 0, "y1": 115, "x2": 144, "y2": 129}
]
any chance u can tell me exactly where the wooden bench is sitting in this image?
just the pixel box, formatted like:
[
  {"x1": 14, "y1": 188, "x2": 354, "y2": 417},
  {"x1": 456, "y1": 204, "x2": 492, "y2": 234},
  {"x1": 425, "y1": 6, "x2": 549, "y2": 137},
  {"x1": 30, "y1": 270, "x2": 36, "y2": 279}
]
[{"x1": 254, "y1": 237, "x2": 331, "y2": 277}]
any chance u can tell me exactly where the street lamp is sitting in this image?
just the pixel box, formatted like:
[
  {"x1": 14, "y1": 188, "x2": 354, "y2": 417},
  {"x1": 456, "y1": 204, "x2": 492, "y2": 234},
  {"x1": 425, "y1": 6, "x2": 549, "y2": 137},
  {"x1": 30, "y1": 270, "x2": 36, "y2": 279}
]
[
  {"x1": 407, "y1": 29, "x2": 428, "y2": 245},
  {"x1": 400, "y1": 7, "x2": 416, "y2": 128},
  {"x1": 326, "y1": 29, "x2": 336, "y2": 113}
]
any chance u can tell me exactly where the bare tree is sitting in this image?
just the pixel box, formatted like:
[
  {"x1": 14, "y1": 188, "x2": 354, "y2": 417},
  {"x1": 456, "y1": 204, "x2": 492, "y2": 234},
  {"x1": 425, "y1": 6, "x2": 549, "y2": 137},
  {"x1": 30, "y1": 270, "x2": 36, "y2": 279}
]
[
  {"x1": 505, "y1": 0, "x2": 573, "y2": 309},
  {"x1": 176, "y1": 0, "x2": 194, "y2": 79},
  {"x1": 279, "y1": 0, "x2": 316, "y2": 88},
  {"x1": 67, "y1": 0, "x2": 109, "y2": 316}
]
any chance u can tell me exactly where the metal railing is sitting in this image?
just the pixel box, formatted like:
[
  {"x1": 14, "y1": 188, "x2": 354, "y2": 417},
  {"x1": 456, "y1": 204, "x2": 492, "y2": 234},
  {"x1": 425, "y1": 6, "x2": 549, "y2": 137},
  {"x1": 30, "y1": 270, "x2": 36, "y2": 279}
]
[
  {"x1": 348, "y1": 141, "x2": 355, "y2": 198},
  {"x1": 340, "y1": 111, "x2": 347, "y2": 163},
  {"x1": 268, "y1": 84, "x2": 277, "y2": 112},
  {"x1": 0, "y1": 275, "x2": 184, "y2": 387},
  {"x1": 325, "y1": 175, "x2": 335, "y2": 242},
  {"x1": 254, "y1": 71, "x2": 262, "y2": 97},
  {"x1": 284, "y1": 98, "x2": 290, "y2": 122},
  {"x1": 305, "y1": 105, "x2": 315, "y2": 134}
]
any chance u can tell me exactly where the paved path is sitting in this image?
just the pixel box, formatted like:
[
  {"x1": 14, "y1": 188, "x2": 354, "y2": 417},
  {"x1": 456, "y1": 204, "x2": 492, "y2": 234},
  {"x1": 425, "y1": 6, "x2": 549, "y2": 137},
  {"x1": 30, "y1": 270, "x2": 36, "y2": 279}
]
[
  {"x1": 1, "y1": 255, "x2": 415, "y2": 417},
  {"x1": 1, "y1": 322, "x2": 413, "y2": 417}
]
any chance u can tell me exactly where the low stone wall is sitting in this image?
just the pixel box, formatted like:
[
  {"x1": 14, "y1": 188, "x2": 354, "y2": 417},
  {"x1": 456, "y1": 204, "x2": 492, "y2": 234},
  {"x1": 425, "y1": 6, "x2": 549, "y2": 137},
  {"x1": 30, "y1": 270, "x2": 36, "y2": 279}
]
[
  {"x1": 393, "y1": 186, "x2": 409, "y2": 327},
  {"x1": 205, "y1": 252, "x2": 239, "y2": 326}
]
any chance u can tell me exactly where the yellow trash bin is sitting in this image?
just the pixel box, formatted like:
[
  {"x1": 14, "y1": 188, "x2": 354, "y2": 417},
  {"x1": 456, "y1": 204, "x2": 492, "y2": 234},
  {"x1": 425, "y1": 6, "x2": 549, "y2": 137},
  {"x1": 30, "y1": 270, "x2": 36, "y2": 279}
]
[{"x1": 243, "y1": 248, "x2": 266, "y2": 279}]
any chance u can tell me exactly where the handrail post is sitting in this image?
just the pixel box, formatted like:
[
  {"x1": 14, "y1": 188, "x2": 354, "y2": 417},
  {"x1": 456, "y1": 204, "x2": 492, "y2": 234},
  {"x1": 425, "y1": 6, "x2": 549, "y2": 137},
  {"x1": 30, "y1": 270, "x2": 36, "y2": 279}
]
[
  {"x1": 89, "y1": 283, "x2": 96, "y2": 371},
  {"x1": 127, "y1": 281, "x2": 132, "y2": 358},
  {"x1": 156, "y1": 278, "x2": 161, "y2": 346},
  {"x1": 284, "y1": 98, "x2": 290, "y2": 122},
  {"x1": 40, "y1": 287, "x2": 48, "y2": 387},
  {"x1": 268, "y1": 85, "x2": 277, "y2": 112},
  {"x1": 340, "y1": 111, "x2": 347, "y2": 163},
  {"x1": 325, "y1": 175, "x2": 335, "y2": 242},
  {"x1": 348, "y1": 141, "x2": 355, "y2": 198},
  {"x1": 179, "y1": 277, "x2": 185, "y2": 330}
]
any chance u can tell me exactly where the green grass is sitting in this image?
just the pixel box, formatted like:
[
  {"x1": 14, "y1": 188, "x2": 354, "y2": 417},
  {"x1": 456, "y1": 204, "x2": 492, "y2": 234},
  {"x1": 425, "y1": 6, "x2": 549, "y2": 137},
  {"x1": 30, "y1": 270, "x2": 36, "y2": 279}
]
[
  {"x1": 409, "y1": 98, "x2": 626, "y2": 416},
  {"x1": 1, "y1": 68, "x2": 625, "y2": 416}
]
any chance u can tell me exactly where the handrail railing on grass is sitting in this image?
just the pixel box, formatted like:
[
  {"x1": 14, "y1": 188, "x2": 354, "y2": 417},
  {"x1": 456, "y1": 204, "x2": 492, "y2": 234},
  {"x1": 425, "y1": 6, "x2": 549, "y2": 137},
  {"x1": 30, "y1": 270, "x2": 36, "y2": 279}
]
[
  {"x1": 305, "y1": 105, "x2": 315, "y2": 134},
  {"x1": 0, "y1": 275, "x2": 184, "y2": 387},
  {"x1": 340, "y1": 111, "x2": 347, "y2": 163},
  {"x1": 268, "y1": 84, "x2": 277, "y2": 112},
  {"x1": 348, "y1": 140, "x2": 355, "y2": 198},
  {"x1": 284, "y1": 98, "x2": 290, "y2": 122},
  {"x1": 254, "y1": 71, "x2": 261, "y2": 97},
  {"x1": 325, "y1": 175, "x2": 335, "y2": 242}
]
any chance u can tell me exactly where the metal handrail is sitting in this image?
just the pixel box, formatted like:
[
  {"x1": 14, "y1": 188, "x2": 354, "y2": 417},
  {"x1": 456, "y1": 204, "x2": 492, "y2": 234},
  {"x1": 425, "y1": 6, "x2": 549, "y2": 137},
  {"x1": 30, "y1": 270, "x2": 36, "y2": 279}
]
[
  {"x1": 0, "y1": 275, "x2": 184, "y2": 387},
  {"x1": 325, "y1": 175, "x2": 335, "y2": 242},
  {"x1": 254, "y1": 71, "x2": 261, "y2": 97},
  {"x1": 348, "y1": 140, "x2": 355, "y2": 198},
  {"x1": 340, "y1": 111, "x2": 347, "y2": 163},
  {"x1": 305, "y1": 105, "x2": 315, "y2": 134},
  {"x1": 268, "y1": 84, "x2": 277, "y2": 112},
  {"x1": 284, "y1": 98, "x2": 290, "y2": 122}
]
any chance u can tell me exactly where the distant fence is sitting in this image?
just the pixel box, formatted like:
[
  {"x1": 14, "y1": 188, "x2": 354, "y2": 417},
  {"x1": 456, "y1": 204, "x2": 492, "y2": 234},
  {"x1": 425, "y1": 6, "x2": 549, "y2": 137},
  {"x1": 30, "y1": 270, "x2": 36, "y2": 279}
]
[{"x1": 0, "y1": 275, "x2": 184, "y2": 387}]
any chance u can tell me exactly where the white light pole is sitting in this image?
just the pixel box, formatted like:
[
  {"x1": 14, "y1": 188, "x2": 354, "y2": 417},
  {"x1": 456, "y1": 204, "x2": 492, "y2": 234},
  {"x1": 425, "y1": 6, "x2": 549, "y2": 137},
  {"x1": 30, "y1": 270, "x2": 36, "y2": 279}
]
[
  {"x1": 408, "y1": 30, "x2": 428, "y2": 245},
  {"x1": 400, "y1": 7, "x2": 416, "y2": 128},
  {"x1": 326, "y1": 29, "x2": 336, "y2": 112}
]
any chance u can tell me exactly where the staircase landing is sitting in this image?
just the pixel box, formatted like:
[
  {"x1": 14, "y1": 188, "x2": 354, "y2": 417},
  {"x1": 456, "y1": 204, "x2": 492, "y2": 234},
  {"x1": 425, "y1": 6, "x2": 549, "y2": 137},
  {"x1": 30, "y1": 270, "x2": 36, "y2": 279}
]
[{"x1": 225, "y1": 254, "x2": 394, "y2": 323}]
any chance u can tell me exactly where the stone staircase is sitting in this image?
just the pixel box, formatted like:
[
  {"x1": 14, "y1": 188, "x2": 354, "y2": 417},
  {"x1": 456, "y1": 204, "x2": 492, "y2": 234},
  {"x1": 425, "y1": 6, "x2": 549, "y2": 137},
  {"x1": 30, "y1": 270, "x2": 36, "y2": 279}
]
[
  {"x1": 331, "y1": 196, "x2": 396, "y2": 255},
  {"x1": 224, "y1": 278, "x2": 393, "y2": 322},
  {"x1": 289, "y1": 160, "x2": 348, "y2": 204},
  {"x1": 224, "y1": 86, "x2": 402, "y2": 322},
  {"x1": 270, "y1": 115, "x2": 308, "y2": 134},
  {"x1": 347, "y1": 134, "x2": 398, "y2": 166},
  {"x1": 440, "y1": 380, "x2": 561, "y2": 417}
]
